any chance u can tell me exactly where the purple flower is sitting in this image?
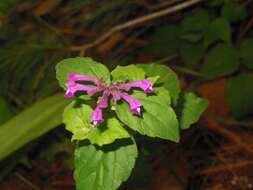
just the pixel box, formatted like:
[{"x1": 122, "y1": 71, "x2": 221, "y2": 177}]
[
  {"x1": 122, "y1": 79, "x2": 154, "y2": 93},
  {"x1": 120, "y1": 93, "x2": 142, "y2": 115},
  {"x1": 64, "y1": 73, "x2": 154, "y2": 126},
  {"x1": 64, "y1": 81, "x2": 100, "y2": 98},
  {"x1": 68, "y1": 72, "x2": 97, "y2": 83},
  {"x1": 91, "y1": 90, "x2": 110, "y2": 127},
  {"x1": 64, "y1": 73, "x2": 104, "y2": 98},
  {"x1": 92, "y1": 107, "x2": 103, "y2": 126}
]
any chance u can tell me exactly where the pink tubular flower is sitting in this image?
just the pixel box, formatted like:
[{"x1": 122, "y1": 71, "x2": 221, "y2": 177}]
[
  {"x1": 68, "y1": 72, "x2": 97, "y2": 83},
  {"x1": 64, "y1": 81, "x2": 100, "y2": 98},
  {"x1": 64, "y1": 72, "x2": 154, "y2": 126},
  {"x1": 92, "y1": 107, "x2": 103, "y2": 126},
  {"x1": 91, "y1": 90, "x2": 110, "y2": 127},
  {"x1": 120, "y1": 93, "x2": 142, "y2": 115},
  {"x1": 64, "y1": 73, "x2": 104, "y2": 98},
  {"x1": 122, "y1": 79, "x2": 154, "y2": 93}
]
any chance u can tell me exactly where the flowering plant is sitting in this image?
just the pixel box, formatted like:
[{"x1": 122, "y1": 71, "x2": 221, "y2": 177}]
[{"x1": 56, "y1": 57, "x2": 208, "y2": 190}]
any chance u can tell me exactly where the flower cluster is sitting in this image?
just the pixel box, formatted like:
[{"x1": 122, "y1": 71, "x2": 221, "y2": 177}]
[{"x1": 65, "y1": 73, "x2": 154, "y2": 126}]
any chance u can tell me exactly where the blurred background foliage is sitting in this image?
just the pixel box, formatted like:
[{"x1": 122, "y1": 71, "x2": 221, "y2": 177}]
[{"x1": 1, "y1": 0, "x2": 253, "y2": 189}]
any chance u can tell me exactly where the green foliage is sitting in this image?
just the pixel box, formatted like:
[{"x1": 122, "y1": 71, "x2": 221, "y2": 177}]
[
  {"x1": 116, "y1": 88, "x2": 179, "y2": 142},
  {"x1": 111, "y1": 65, "x2": 145, "y2": 82},
  {"x1": 180, "y1": 10, "x2": 209, "y2": 42},
  {"x1": 203, "y1": 18, "x2": 231, "y2": 48},
  {"x1": 63, "y1": 102, "x2": 130, "y2": 145},
  {"x1": 221, "y1": 1, "x2": 246, "y2": 22},
  {"x1": 137, "y1": 64, "x2": 180, "y2": 105},
  {"x1": 55, "y1": 57, "x2": 207, "y2": 189},
  {"x1": 201, "y1": 43, "x2": 239, "y2": 79},
  {"x1": 0, "y1": 0, "x2": 17, "y2": 16},
  {"x1": 225, "y1": 73, "x2": 253, "y2": 119},
  {"x1": 240, "y1": 39, "x2": 253, "y2": 70},
  {"x1": 180, "y1": 42, "x2": 204, "y2": 67},
  {"x1": 75, "y1": 139, "x2": 137, "y2": 190},
  {"x1": 56, "y1": 57, "x2": 111, "y2": 88},
  {"x1": 176, "y1": 92, "x2": 208, "y2": 129},
  {"x1": 0, "y1": 97, "x2": 12, "y2": 125},
  {"x1": 0, "y1": 94, "x2": 68, "y2": 160},
  {"x1": 145, "y1": 25, "x2": 179, "y2": 56}
]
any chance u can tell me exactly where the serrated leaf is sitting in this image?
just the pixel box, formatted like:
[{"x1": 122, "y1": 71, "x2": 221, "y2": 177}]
[
  {"x1": 225, "y1": 73, "x2": 253, "y2": 119},
  {"x1": 201, "y1": 43, "x2": 239, "y2": 79},
  {"x1": 203, "y1": 18, "x2": 231, "y2": 48},
  {"x1": 111, "y1": 65, "x2": 145, "y2": 82},
  {"x1": 56, "y1": 57, "x2": 111, "y2": 89},
  {"x1": 145, "y1": 25, "x2": 180, "y2": 56},
  {"x1": 137, "y1": 64, "x2": 180, "y2": 105},
  {"x1": 63, "y1": 102, "x2": 130, "y2": 146},
  {"x1": 222, "y1": 2, "x2": 246, "y2": 22},
  {"x1": 74, "y1": 139, "x2": 138, "y2": 190},
  {"x1": 116, "y1": 90, "x2": 179, "y2": 142},
  {"x1": 180, "y1": 41, "x2": 204, "y2": 67},
  {"x1": 240, "y1": 39, "x2": 253, "y2": 70},
  {"x1": 176, "y1": 92, "x2": 208, "y2": 129}
]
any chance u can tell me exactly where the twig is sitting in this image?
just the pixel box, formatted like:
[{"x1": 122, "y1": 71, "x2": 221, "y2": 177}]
[
  {"x1": 70, "y1": 0, "x2": 204, "y2": 56},
  {"x1": 205, "y1": 121, "x2": 253, "y2": 156},
  {"x1": 208, "y1": 114, "x2": 253, "y2": 128},
  {"x1": 197, "y1": 160, "x2": 253, "y2": 174},
  {"x1": 136, "y1": 0, "x2": 180, "y2": 10},
  {"x1": 172, "y1": 66, "x2": 208, "y2": 78},
  {"x1": 15, "y1": 172, "x2": 40, "y2": 190}
]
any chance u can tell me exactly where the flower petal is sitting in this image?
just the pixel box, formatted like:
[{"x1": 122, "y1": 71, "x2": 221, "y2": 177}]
[
  {"x1": 92, "y1": 107, "x2": 104, "y2": 127},
  {"x1": 120, "y1": 93, "x2": 142, "y2": 115},
  {"x1": 64, "y1": 81, "x2": 100, "y2": 98},
  {"x1": 68, "y1": 72, "x2": 97, "y2": 83},
  {"x1": 122, "y1": 79, "x2": 154, "y2": 93},
  {"x1": 97, "y1": 90, "x2": 110, "y2": 108}
]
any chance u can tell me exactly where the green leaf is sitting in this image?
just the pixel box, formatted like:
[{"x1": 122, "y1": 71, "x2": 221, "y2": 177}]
[
  {"x1": 176, "y1": 92, "x2": 208, "y2": 129},
  {"x1": 225, "y1": 73, "x2": 253, "y2": 119},
  {"x1": 179, "y1": 33, "x2": 203, "y2": 43},
  {"x1": 56, "y1": 57, "x2": 111, "y2": 89},
  {"x1": 203, "y1": 18, "x2": 231, "y2": 48},
  {"x1": 147, "y1": 75, "x2": 160, "y2": 85},
  {"x1": 74, "y1": 139, "x2": 138, "y2": 190},
  {"x1": 0, "y1": 0, "x2": 17, "y2": 16},
  {"x1": 180, "y1": 10, "x2": 209, "y2": 42},
  {"x1": 222, "y1": 2, "x2": 246, "y2": 22},
  {"x1": 0, "y1": 94, "x2": 68, "y2": 161},
  {"x1": 0, "y1": 97, "x2": 12, "y2": 125},
  {"x1": 116, "y1": 90, "x2": 179, "y2": 142},
  {"x1": 111, "y1": 65, "x2": 145, "y2": 82},
  {"x1": 137, "y1": 64, "x2": 180, "y2": 105},
  {"x1": 63, "y1": 102, "x2": 130, "y2": 146},
  {"x1": 180, "y1": 41, "x2": 204, "y2": 67},
  {"x1": 145, "y1": 25, "x2": 180, "y2": 56},
  {"x1": 201, "y1": 43, "x2": 239, "y2": 79},
  {"x1": 240, "y1": 39, "x2": 253, "y2": 70}
]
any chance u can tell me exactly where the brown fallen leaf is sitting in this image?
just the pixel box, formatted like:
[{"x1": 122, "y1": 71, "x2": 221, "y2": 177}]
[{"x1": 197, "y1": 79, "x2": 229, "y2": 116}]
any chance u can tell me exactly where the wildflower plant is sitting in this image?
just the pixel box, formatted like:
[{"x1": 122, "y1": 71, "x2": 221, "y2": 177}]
[{"x1": 56, "y1": 57, "x2": 208, "y2": 190}]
